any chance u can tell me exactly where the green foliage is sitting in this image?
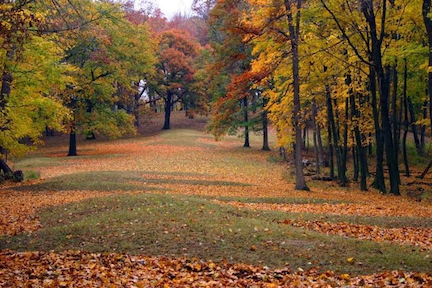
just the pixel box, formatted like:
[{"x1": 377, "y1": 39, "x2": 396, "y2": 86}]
[{"x1": 0, "y1": 34, "x2": 71, "y2": 157}]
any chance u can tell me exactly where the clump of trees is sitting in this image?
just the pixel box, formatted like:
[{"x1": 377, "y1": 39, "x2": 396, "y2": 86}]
[
  {"x1": 0, "y1": 0, "x2": 210, "y2": 179},
  {"x1": 204, "y1": 0, "x2": 432, "y2": 194}
]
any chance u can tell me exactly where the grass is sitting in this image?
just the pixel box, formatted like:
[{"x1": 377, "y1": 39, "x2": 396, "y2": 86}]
[
  {"x1": 2, "y1": 114, "x2": 432, "y2": 278},
  {"x1": 1, "y1": 193, "x2": 430, "y2": 275},
  {"x1": 213, "y1": 196, "x2": 347, "y2": 205},
  {"x1": 23, "y1": 170, "x2": 40, "y2": 181},
  {"x1": 210, "y1": 197, "x2": 432, "y2": 228},
  {"x1": 156, "y1": 129, "x2": 217, "y2": 148},
  {"x1": 12, "y1": 171, "x2": 249, "y2": 192},
  {"x1": 13, "y1": 157, "x2": 63, "y2": 170}
]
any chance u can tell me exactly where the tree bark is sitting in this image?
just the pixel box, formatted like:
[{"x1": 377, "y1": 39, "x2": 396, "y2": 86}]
[
  {"x1": 421, "y1": 100, "x2": 427, "y2": 156},
  {"x1": 350, "y1": 91, "x2": 368, "y2": 191},
  {"x1": 391, "y1": 64, "x2": 399, "y2": 164},
  {"x1": 327, "y1": 86, "x2": 346, "y2": 185},
  {"x1": 262, "y1": 98, "x2": 270, "y2": 151},
  {"x1": 163, "y1": 92, "x2": 173, "y2": 130},
  {"x1": 0, "y1": 48, "x2": 14, "y2": 111},
  {"x1": 68, "y1": 128, "x2": 77, "y2": 157},
  {"x1": 0, "y1": 158, "x2": 13, "y2": 175},
  {"x1": 327, "y1": 102, "x2": 335, "y2": 179},
  {"x1": 243, "y1": 96, "x2": 250, "y2": 148},
  {"x1": 341, "y1": 97, "x2": 349, "y2": 186},
  {"x1": 370, "y1": 68, "x2": 386, "y2": 192},
  {"x1": 317, "y1": 125, "x2": 326, "y2": 166},
  {"x1": 407, "y1": 96, "x2": 421, "y2": 154},
  {"x1": 420, "y1": 160, "x2": 432, "y2": 179},
  {"x1": 362, "y1": 0, "x2": 400, "y2": 195},
  {"x1": 311, "y1": 102, "x2": 322, "y2": 174},
  {"x1": 403, "y1": 59, "x2": 410, "y2": 177},
  {"x1": 423, "y1": 0, "x2": 432, "y2": 134},
  {"x1": 284, "y1": 0, "x2": 308, "y2": 191}
]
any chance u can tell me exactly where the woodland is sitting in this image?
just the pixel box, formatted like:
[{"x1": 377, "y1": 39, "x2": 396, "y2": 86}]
[{"x1": 1, "y1": 0, "x2": 432, "y2": 286}]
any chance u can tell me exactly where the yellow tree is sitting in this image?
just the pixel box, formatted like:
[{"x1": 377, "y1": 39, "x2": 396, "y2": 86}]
[
  {"x1": 243, "y1": 0, "x2": 311, "y2": 190},
  {"x1": 0, "y1": 1, "x2": 71, "y2": 179}
]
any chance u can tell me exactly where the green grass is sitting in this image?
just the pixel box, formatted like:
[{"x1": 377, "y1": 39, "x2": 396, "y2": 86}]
[
  {"x1": 213, "y1": 196, "x2": 347, "y2": 205},
  {"x1": 13, "y1": 157, "x2": 63, "y2": 169},
  {"x1": 23, "y1": 170, "x2": 40, "y2": 181},
  {"x1": 153, "y1": 129, "x2": 216, "y2": 148},
  {"x1": 1, "y1": 193, "x2": 430, "y2": 275},
  {"x1": 12, "y1": 171, "x2": 249, "y2": 192}
]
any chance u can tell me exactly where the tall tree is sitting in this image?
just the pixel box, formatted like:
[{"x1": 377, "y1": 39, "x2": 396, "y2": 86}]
[{"x1": 148, "y1": 29, "x2": 200, "y2": 130}]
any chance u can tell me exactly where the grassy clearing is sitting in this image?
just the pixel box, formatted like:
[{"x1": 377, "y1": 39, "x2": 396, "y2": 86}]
[
  {"x1": 2, "y1": 114, "x2": 432, "y2": 278},
  {"x1": 13, "y1": 157, "x2": 63, "y2": 170},
  {"x1": 12, "y1": 171, "x2": 249, "y2": 192},
  {"x1": 213, "y1": 196, "x2": 348, "y2": 205},
  {"x1": 156, "y1": 129, "x2": 217, "y2": 148},
  {"x1": 1, "y1": 193, "x2": 430, "y2": 275}
]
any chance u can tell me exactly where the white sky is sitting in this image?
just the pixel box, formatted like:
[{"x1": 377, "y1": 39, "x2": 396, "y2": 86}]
[{"x1": 153, "y1": 0, "x2": 193, "y2": 19}]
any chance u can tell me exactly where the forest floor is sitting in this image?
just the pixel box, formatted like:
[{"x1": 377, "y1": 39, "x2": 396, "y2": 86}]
[{"x1": 1, "y1": 112, "x2": 432, "y2": 286}]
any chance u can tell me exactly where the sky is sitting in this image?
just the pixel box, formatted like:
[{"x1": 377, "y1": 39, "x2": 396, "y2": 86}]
[{"x1": 153, "y1": 0, "x2": 193, "y2": 19}]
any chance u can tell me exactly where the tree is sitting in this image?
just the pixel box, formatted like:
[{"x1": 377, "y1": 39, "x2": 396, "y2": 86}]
[
  {"x1": 0, "y1": 0, "x2": 71, "y2": 177},
  {"x1": 239, "y1": 0, "x2": 309, "y2": 190},
  {"x1": 58, "y1": 0, "x2": 155, "y2": 156},
  {"x1": 148, "y1": 29, "x2": 200, "y2": 130}
]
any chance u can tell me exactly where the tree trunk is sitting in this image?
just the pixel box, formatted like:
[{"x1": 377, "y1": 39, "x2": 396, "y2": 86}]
[
  {"x1": 350, "y1": 91, "x2": 368, "y2": 191},
  {"x1": 340, "y1": 97, "x2": 349, "y2": 186},
  {"x1": 262, "y1": 98, "x2": 270, "y2": 151},
  {"x1": 327, "y1": 87, "x2": 346, "y2": 185},
  {"x1": 362, "y1": 0, "x2": 400, "y2": 195},
  {"x1": 285, "y1": 0, "x2": 308, "y2": 191},
  {"x1": 403, "y1": 59, "x2": 410, "y2": 177},
  {"x1": 370, "y1": 68, "x2": 386, "y2": 192},
  {"x1": 313, "y1": 120, "x2": 320, "y2": 175},
  {"x1": 68, "y1": 129, "x2": 77, "y2": 157},
  {"x1": 353, "y1": 147, "x2": 359, "y2": 181},
  {"x1": 379, "y1": 65, "x2": 400, "y2": 195},
  {"x1": 163, "y1": 92, "x2": 173, "y2": 130},
  {"x1": 0, "y1": 158, "x2": 13, "y2": 175},
  {"x1": 327, "y1": 104, "x2": 335, "y2": 179},
  {"x1": 421, "y1": 101, "x2": 427, "y2": 156},
  {"x1": 420, "y1": 160, "x2": 432, "y2": 179},
  {"x1": 45, "y1": 127, "x2": 55, "y2": 137},
  {"x1": 391, "y1": 64, "x2": 399, "y2": 163},
  {"x1": 312, "y1": 102, "x2": 321, "y2": 174},
  {"x1": 317, "y1": 125, "x2": 326, "y2": 166},
  {"x1": 0, "y1": 47, "x2": 14, "y2": 111},
  {"x1": 243, "y1": 96, "x2": 250, "y2": 148},
  {"x1": 407, "y1": 96, "x2": 421, "y2": 154}
]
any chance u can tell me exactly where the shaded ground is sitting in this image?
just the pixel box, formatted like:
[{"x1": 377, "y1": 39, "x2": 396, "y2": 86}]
[{"x1": 1, "y1": 112, "x2": 432, "y2": 285}]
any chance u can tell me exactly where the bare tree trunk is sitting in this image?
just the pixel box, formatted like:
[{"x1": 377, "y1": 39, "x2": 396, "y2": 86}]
[
  {"x1": 284, "y1": 0, "x2": 308, "y2": 190},
  {"x1": 350, "y1": 90, "x2": 368, "y2": 191},
  {"x1": 392, "y1": 64, "x2": 399, "y2": 164},
  {"x1": 421, "y1": 101, "x2": 427, "y2": 156},
  {"x1": 163, "y1": 92, "x2": 173, "y2": 130},
  {"x1": 243, "y1": 96, "x2": 250, "y2": 148},
  {"x1": 327, "y1": 103, "x2": 335, "y2": 179},
  {"x1": 407, "y1": 96, "x2": 421, "y2": 154},
  {"x1": 362, "y1": 0, "x2": 400, "y2": 195},
  {"x1": 370, "y1": 68, "x2": 386, "y2": 193},
  {"x1": 262, "y1": 98, "x2": 270, "y2": 151},
  {"x1": 312, "y1": 102, "x2": 321, "y2": 174},
  {"x1": 403, "y1": 59, "x2": 410, "y2": 177}
]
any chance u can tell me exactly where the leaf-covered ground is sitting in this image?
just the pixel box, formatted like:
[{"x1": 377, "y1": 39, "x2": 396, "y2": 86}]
[{"x1": 1, "y1": 112, "x2": 432, "y2": 285}]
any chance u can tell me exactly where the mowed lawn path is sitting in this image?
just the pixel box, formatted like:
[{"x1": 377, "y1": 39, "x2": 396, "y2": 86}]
[{"x1": 1, "y1": 113, "x2": 432, "y2": 286}]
